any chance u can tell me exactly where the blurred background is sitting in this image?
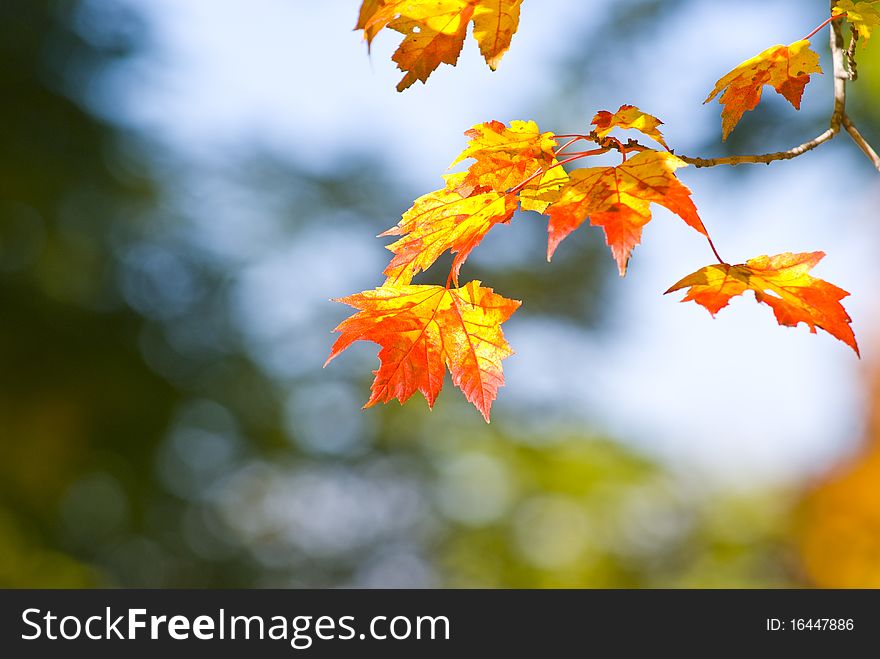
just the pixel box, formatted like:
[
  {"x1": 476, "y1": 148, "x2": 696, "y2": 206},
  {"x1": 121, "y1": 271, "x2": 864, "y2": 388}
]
[{"x1": 1, "y1": 0, "x2": 879, "y2": 588}]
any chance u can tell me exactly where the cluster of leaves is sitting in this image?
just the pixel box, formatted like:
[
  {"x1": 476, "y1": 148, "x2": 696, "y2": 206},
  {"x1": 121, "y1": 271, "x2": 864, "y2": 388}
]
[{"x1": 328, "y1": 3, "x2": 873, "y2": 421}]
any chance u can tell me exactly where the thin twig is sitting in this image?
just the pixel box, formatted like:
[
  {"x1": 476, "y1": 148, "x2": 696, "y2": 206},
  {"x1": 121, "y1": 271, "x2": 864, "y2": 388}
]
[
  {"x1": 843, "y1": 115, "x2": 880, "y2": 171},
  {"x1": 677, "y1": 130, "x2": 836, "y2": 168}
]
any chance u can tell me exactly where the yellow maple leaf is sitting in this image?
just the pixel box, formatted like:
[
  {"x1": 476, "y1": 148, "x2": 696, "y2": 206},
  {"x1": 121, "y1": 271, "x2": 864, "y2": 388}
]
[
  {"x1": 357, "y1": 0, "x2": 523, "y2": 91},
  {"x1": 591, "y1": 104, "x2": 669, "y2": 150},
  {"x1": 834, "y1": 0, "x2": 880, "y2": 43},
  {"x1": 705, "y1": 39, "x2": 822, "y2": 140},
  {"x1": 451, "y1": 119, "x2": 568, "y2": 212},
  {"x1": 381, "y1": 172, "x2": 518, "y2": 286},
  {"x1": 355, "y1": 0, "x2": 385, "y2": 44},
  {"x1": 472, "y1": 0, "x2": 523, "y2": 70},
  {"x1": 452, "y1": 120, "x2": 558, "y2": 172}
]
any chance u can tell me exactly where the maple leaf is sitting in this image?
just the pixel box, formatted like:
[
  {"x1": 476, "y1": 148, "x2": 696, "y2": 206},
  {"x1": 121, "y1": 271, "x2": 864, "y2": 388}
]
[
  {"x1": 381, "y1": 119, "x2": 570, "y2": 286},
  {"x1": 356, "y1": 0, "x2": 385, "y2": 45},
  {"x1": 544, "y1": 150, "x2": 707, "y2": 276},
  {"x1": 705, "y1": 39, "x2": 823, "y2": 140},
  {"x1": 451, "y1": 119, "x2": 569, "y2": 212},
  {"x1": 357, "y1": 0, "x2": 523, "y2": 91},
  {"x1": 381, "y1": 172, "x2": 518, "y2": 286},
  {"x1": 472, "y1": 0, "x2": 523, "y2": 70},
  {"x1": 325, "y1": 280, "x2": 521, "y2": 421},
  {"x1": 591, "y1": 104, "x2": 669, "y2": 150},
  {"x1": 665, "y1": 252, "x2": 859, "y2": 355},
  {"x1": 834, "y1": 1, "x2": 880, "y2": 43}
]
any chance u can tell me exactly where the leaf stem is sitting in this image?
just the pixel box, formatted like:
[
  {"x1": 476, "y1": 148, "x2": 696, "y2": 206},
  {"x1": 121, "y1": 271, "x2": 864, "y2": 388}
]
[
  {"x1": 558, "y1": 149, "x2": 612, "y2": 157},
  {"x1": 705, "y1": 233, "x2": 726, "y2": 266},
  {"x1": 554, "y1": 136, "x2": 584, "y2": 154},
  {"x1": 803, "y1": 12, "x2": 844, "y2": 41},
  {"x1": 507, "y1": 150, "x2": 608, "y2": 195}
]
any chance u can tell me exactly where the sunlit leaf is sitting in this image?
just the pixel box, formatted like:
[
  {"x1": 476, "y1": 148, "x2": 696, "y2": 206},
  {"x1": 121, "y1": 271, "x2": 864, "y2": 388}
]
[
  {"x1": 591, "y1": 104, "x2": 669, "y2": 150},
  {"x1": 544, "y1": 150, "x2": 706, "y2": 276},
  {"x1": 705, "y1": 39, "x2": 822, "y2": 140},
  {"x1": 326, "y1": 281, "x2": 521, "y2": 421},
  {"x1": 381, "y1": 172, "x2": 518, "y2": 286},
  {"x1": 357, "y1": 0, "x2": 524, "y2": 91},
  {"x1": 666, "y1": 251, "x2": 858, "y2": 354},
  {"x1": 834, "y1": 0, "x2": 880, "y2": 44}
]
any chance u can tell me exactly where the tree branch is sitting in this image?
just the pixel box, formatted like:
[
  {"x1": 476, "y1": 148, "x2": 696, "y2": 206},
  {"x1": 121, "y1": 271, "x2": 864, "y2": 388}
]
[
  {"x1": 846, "y1": 26, "x2": 859, "y2": 81},
  {"x1": 677, "y1": 129, "x2": 836, "y2": 168},
  {"x1": 676, "y1": 7, "x2": 880, "y2": 172},
  {"x1": 843, "y1": 115, "x2": 880, "y2": 171},
  {"x1": 830, "y1": 6, "x2": 847, "y2": 132}
]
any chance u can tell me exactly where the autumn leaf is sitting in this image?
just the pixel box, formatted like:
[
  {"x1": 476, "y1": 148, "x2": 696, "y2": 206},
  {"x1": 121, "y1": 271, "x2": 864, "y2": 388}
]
[
  {"x1": 705, "y1": 39, "x2": 823, "y2": 140},
  {"x1": 356, "y1": 0, "x2": 385, "y2": 45},
  {"x1": 357, "y1": 0, "x2": 523, "y2": 91},
  {"x1": 325, "y1": 280, "x2": 521, "y2": 421},
  {"x1": 472, "y1": 0, "x2": 523, "y2": 69},
  {"x1": 381, "y1": 172, "x2": 518, "y2": 286},
  {"x1": 451, "y1": 119, "x2": 568, "y2": 212},
  {"x1": 544, "y1": 150, "x2": 707, "y2": 276},
  {"x1": 665, "y1": 252, "x2": 858, "y2": 355},
  {"x1": 591, "y1": 105, "x2": 669, "y2": 150},
  {"x1": 452, "y1": 119, "x2": 558, "y2": 187},
  {"x1": 516, "y1": 164, "x2": 569, "y2": 213},
  {"x1": 834, "y1": 0, "x2": 880, "y2": 43}
]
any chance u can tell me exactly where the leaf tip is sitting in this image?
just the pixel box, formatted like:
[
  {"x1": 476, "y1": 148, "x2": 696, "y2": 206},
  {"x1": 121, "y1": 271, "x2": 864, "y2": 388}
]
[{"x1": 478, "y1": 406, "x2": 492, "y2": 423}]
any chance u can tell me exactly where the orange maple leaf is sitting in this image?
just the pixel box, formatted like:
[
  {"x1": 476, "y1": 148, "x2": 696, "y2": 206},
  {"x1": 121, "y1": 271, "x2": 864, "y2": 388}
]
[
  {"x1": 591, "y1": 104, "x2": 669, "y2": 150},
  {"x1": 381, "y1": 172, "x2": 518, "y2": 286},
  {"x1": 544, "y1": 150, "x2": 707, "y2": 276},
  {"x1": 326, "y1": 280, "x2": 521, "y2": 421},
  {"x1": 451, "y1": 119, "x2": 568, "y2": 212},
  {"x1": 666, "y1": 252, "x2": 858, "y2": 355},
  {"x1": 705, "y1": 39, "x2": 823, "y2": 140},
  {"x1": 357, "y1": 0, "x2": 523, "y2": 91}
]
